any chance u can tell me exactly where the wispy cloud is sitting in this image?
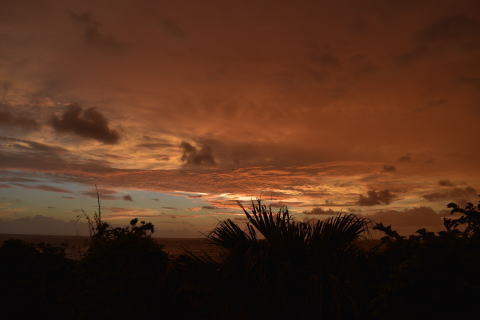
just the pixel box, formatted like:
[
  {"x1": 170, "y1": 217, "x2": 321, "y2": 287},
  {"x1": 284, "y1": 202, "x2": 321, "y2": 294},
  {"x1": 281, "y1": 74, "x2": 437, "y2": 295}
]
[{"x1": 12, "y1": 183, "x2": 73, "y2": 194}]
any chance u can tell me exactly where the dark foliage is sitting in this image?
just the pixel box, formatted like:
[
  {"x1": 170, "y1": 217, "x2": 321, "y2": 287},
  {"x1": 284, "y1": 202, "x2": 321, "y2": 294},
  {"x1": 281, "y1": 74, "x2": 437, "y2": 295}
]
[
  {"x1": 1, "y1": 188, "x2": 170, "y2": 320},
  {"x1": 2, "y1": 196, "x2": 480, "y2": 319},
  {"x1": 72, "y1": 191, "x2": 170, "y2": 319},
  {"x1": 173, "y1": 200, "x2": 370, "y2": 319},
  {"x1": 370, "y1": 197, "x2": 480, "y2": 319},
  {"x1": 74, "y1": 218, "x2": 169, "y2": 319},
  {"x1": 0, "y1": 239, "x2": 73, "y2": 319}
]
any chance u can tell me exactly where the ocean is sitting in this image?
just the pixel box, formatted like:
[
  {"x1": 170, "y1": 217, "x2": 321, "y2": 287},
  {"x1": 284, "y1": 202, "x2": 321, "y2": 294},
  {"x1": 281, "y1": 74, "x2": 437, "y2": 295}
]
[{"x1": 0, "y1": 234, "x2": 221, "y2": 260}]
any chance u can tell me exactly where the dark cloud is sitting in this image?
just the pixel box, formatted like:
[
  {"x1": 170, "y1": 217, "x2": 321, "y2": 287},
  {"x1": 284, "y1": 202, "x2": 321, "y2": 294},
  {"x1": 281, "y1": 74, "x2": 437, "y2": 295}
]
[
  {"x1": 310, "y1": 53, "x2": 340, "y2": 67},
  {"x1": 369, "y1": 207, "x2": 444, "y2": 235},
  {"x1": 382, "y1": 165, "x2": 396, "y2": 172},
  {"x1": 458, "y1": 76, "x2": 480, "y2": 90},
  {"x1": 185, "y1": 194, "x2": 204, "y2": 198},
  {"x1": 186, "y1": 137, "x2": 344, "y2": 168},
  {"x1": 438, "y1": 179, "x2": 455, "y2": 187},
  {"x1": 423, "y1": 186, "x2": 477, "y2": 202},
  {"x1": 12, "y1": 183, "x2": 73, "y2": 194},
  {"x1": 354, "y1": 0, "x2": 420, "y2": 17},
  {"x1": 348, "y1": 54, "x2": 378, "y2": 77},
  {"x1": 0, "y1": 109, "x2": 38, "y2": 130},
  {"x1": 417, "y1": 15, "x2": 479, "y2": 43},
  {"x1": 0, "y1": 137, "x2": 117, "y2": 178},
  {"x1": 0, "y1": 136, "x2": 70, "y2": 171},
  {"x1": 50, "y1": 104, "x2": 120, "y2": 144},
  {"x1": 201, "y1": 205, "x2": 218, "y2": 210},
  {"x1": 300, "y1": 199, "x2": 356, "y2": 207},
  {"x1": 136, "y1": 142, "x2": 175, "y2": 149},
  {"x1": 137, "y1": 136, "x2": 175, "y2": 149},
  {"x1": 105, "y1": 207, "x2": 132, "y2": 213},
  {"x1": 0, "y1": 0, "x2": 51, "y2": 21},
  {"x1": 398, "y1": 153, "x2": 412, "y2": 162},
  {"x1": 0, "y1": 175, "x2": 39, "y2": 183},
  {"x1": 69, "y1": 11, "x2": 125, "y2": 50},
  {"x1": 159, "y1": 19, "x2": 187, "y2": 39},
  {"x1": 0, "y1": 215, "x2": 89, "y2": 236},
  {"x1": 6, "y1": 137, "x2": 67, "y2": 154},
  {"x1": 122, "y1": 194, "x2": 133, "y2": 201},
  {"x1": 103, "y1": 207, "x2": 164, "y2": 219},
  {"x1": 180, "y1": 141, "x2": 216, "y2": 166},
  {"x1": 82, "y1": 187, "x2": 118, "y2": 200},
  {"x1": 358, "y1": 189, "x2": 395, "y2": 206},
  {"x1": 268, "y1": 201, "x2": 304, "y2": 208},
  {"x1": 303, "y1": 207, "x2": 344, "y2": 215},
  {"x1": 399, "y1": 15, "x2": 480, "y2": 64}
]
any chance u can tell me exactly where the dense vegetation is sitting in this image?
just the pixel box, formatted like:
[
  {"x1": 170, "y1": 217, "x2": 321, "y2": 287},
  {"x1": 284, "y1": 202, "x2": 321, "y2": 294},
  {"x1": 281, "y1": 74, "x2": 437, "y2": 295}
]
[{"x1": 1, "y1": 198, "x2": 479, "y2": 319}]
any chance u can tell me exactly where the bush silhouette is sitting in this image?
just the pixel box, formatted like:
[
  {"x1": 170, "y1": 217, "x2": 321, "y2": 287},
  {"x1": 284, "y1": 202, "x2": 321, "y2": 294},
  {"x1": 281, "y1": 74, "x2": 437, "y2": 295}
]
[
  {"x1": 75, "y1": 221, "x2": 169, "y2": 319},
  {"x1": 371, "y1": 197, "x2": 480, "y2": 319},
  {"x1": 0, "y1": 239, "x2": 72, "y2": 319},
  {"x1": 72, "y1": 191, "x2": 169, "y2": 319}
]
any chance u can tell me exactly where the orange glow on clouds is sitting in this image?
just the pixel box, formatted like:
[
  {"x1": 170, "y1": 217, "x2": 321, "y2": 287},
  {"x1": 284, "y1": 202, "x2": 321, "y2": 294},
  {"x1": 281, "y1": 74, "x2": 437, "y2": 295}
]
[{"x1": 0, "y1": 0, "x2": 479, "y2": 236}]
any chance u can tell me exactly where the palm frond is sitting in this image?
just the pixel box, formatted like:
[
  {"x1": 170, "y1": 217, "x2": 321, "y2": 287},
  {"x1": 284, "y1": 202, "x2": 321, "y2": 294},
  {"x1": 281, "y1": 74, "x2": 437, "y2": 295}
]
[
  {"x1": 208, "y1": 219, "x2": 256, "y2": 249},
  {"x1": 308, "y1": 214, "x2": 368, "y2": 250},
  {"x1": 239, "y1": 200, "x2": 307, "y2": 246}
]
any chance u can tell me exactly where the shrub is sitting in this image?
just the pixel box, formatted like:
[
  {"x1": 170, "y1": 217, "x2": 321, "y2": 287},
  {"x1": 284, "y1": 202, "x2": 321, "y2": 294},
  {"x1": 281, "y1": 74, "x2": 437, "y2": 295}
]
[
  {"x1": 371, "y1": 198, "x2": 480, "y2": 319},
  {"x1": 0, "y1": 239, "x2": 72, "y2": 319},
  {"x1": 72, "y1": 188, "x2": 169, "y2": 319}
]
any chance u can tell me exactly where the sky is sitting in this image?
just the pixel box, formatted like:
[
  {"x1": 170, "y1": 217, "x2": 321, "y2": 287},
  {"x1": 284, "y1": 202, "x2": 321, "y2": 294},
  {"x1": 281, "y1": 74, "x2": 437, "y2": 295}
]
[{"x1": 0, "y1": 0, "x2": 479, "y2": 237}]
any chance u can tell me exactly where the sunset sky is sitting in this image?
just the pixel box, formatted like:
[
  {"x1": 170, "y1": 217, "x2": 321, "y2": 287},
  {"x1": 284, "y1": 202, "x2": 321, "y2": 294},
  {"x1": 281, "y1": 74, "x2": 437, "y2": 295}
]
[{"x1": 1, "y1": 0, "x2": 479, "y2": 237}]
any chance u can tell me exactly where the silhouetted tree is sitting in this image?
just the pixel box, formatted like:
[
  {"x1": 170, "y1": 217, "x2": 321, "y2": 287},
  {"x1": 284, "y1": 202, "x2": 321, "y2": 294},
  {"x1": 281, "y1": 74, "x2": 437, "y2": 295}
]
[
  {"x1": 72, "y1": 188, "x2": 169, "y2": 319},
  {"x1": 371, "y1": 197, "x2": 480, "y2": 319},
  {"x1": 176, "y1": 200, "x2": 369, "y2": 319}
]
